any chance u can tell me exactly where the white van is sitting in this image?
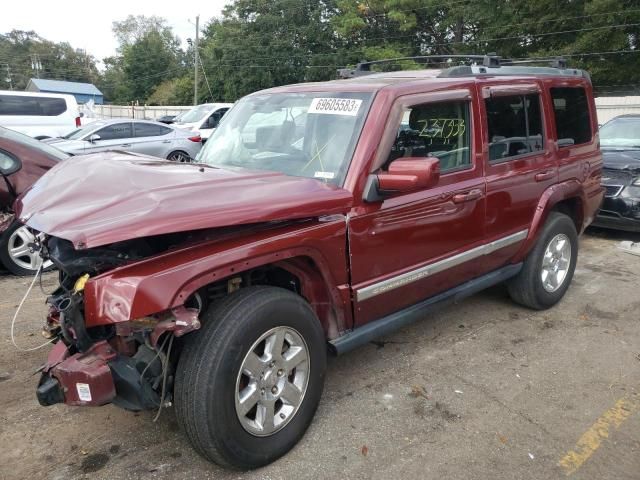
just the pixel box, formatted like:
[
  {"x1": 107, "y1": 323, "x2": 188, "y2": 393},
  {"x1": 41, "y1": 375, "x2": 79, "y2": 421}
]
[
  {"x1": 173, "y1": 103, "x2": 234, "y2": 141},
  {"x1": 0, "y1": 90, "x2": 82, "y2": 139}
]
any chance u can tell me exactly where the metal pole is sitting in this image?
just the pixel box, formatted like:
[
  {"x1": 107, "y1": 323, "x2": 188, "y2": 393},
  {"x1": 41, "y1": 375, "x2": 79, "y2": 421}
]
[{"x1": 194, "y1": 15, "x2": 199, "y2": 106}]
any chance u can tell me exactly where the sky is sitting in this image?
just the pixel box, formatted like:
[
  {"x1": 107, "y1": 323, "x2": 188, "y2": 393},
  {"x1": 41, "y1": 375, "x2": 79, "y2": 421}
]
[{"x1": 1, "y1": 0, "x2": 229, "y2": 62}]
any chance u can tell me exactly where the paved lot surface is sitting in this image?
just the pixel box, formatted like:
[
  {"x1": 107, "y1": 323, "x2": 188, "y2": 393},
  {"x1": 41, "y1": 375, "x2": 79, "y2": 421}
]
[{"x1": 1, "y1": 229, "x2": 639, "y2": 480}]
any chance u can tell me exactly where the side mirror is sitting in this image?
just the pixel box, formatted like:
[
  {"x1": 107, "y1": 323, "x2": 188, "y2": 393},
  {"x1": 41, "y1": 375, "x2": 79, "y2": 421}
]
[
  {"x1": 377, "y1": 157, "x2": 440, "y2": 194},
  {"x1": 88, "y1": 134, "x2": 101, "y2": 143}
]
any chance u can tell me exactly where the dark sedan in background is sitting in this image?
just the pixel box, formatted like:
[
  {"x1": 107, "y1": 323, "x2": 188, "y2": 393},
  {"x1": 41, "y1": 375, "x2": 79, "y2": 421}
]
[
  {"x1": 0, "y1": 127, "x2": 68, "y2": 275},
  {"x1": 593, "y1": 114, "x2": 640, "y2": 232}
]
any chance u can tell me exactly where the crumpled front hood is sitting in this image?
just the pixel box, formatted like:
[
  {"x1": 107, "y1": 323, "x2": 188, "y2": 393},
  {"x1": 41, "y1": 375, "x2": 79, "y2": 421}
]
[
  {"x1": 602, "y1": 149, "x2": 640, "y2": 173},
  {"x1": 16, "y1": 152, "x2": 353, "y2": 249}
]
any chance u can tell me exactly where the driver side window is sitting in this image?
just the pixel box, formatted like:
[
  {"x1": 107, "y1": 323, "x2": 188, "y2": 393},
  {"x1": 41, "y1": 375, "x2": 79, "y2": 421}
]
[{"x1": 386, "y1": 101, "x2": 471, "y2": 172}]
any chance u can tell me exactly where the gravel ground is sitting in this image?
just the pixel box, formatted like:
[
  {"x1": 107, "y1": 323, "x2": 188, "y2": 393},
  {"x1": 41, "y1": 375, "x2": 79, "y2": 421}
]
[{"x1": 0, "y1": 228, "x2": 639, "y2": 480}]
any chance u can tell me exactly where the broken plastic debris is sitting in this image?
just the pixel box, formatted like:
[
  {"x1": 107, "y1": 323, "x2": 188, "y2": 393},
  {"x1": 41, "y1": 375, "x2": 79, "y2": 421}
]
[
  {"x1": 454, "y1": 390, "x2": 463, "y2": 395},
  {"x1": 528, "y1": 452, "x2": 535, "y2": 460},
  {"x1": 516, "y1": 373, "x2": 521, "y2": 378},
  {"x1": 618, "y1": 241, "x2": 640, "y2": 257}
]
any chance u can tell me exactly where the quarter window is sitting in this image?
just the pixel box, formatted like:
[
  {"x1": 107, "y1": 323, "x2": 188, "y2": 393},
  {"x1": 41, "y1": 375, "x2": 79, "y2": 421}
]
[
  {"x1": 486, "y1": 94, "x2": 544, "y2": 161},
  {"x1": 134, "y1": 122, "x2": 171, "y2": 137},
  {"x1": 551, "y1": 87, "x2": 592, "y2": 146},
  {"x1": 386, "y1": 101, "x2": 471, "y2": 172},
  {"x1": 94, "y1": 123, "x2": 133, "y2": 141}
]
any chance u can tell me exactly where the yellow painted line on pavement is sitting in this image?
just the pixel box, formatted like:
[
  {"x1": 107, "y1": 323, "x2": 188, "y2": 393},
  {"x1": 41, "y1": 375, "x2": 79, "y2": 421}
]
[{"x1": 559, "y1": 395, "x2": 639, "y2": 475}]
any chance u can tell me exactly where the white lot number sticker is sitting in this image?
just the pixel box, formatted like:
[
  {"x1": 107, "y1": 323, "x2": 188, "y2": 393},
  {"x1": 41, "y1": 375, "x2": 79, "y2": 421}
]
[
  {"x1": 76, "y1": 382, "x2": 92, "y2": 402},
  {"x1": 308, "y1": 98, "x2": 362, "y2": 116},
  {"x1": 314, "y1": 171, "x2": 335, "y2": 180}
]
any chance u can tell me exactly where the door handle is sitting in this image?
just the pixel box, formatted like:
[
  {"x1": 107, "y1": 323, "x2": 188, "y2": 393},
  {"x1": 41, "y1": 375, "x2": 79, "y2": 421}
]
[
  {"x1": 162, "y1": 140, "x2": 171, "y2": 144},
  {"x1": 120, "y1": 143, "x2": 131, "y2": 148},
  {"x1": 452, "y1": 188, "x2": 483, "y2": 204},
  {"x1": 535, "y1": 171, "x2": 554, "y2": 182}
]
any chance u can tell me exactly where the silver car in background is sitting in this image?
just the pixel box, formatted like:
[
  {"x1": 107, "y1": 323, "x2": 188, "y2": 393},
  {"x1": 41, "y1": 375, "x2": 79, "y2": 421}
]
[{"x1": 44, "y1": 119, "x2": 202, "y2": 162}]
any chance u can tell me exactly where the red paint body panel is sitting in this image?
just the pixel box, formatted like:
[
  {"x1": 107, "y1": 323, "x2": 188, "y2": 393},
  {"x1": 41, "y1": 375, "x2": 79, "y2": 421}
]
[
  {"x1": 0, "y1": 130, "x2": 62, "y2": 214},
  {"x1": 83, "y1": 219, "x2": 350, "y2": 332},
  {"x1": 15, "y1": 152, "x2": 353, "y2": 249},
  {"x1": 47, "y1": 341, "x2": 117, "y2": 407}
]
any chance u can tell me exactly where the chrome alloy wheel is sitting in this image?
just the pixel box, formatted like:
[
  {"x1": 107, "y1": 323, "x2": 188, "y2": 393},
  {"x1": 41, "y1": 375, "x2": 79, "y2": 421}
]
[
  {"x1": 168, "y1": 151, "x2": 190, "y2": 163},
  {"x1": 235, "y1": 326, "x2": 310, "y2": 437},
  {"x1": 541, "y1": 233, "x2": 572, "y2": 293},
  {"x1": 7, "y1": 226, "x2": 52, "y2": 273}
]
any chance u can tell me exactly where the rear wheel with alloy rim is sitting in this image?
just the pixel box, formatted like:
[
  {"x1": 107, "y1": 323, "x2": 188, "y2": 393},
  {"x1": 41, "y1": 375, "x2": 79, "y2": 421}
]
[
  {"x1": 0, "y1": 222, "x2": 53, "y2": 276},
  {"x1": 167, "y1": 151, "x2": 191, "y2": 162},
  {"x1": 175, "y1": 286, "x2": 326, "y2": 469},
  {"x1": 508, "y1": 212, "x2": 578, "y2": 310}
]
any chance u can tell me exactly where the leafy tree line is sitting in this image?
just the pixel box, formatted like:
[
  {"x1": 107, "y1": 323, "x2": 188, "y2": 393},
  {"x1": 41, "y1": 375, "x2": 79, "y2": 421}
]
[{"x1": 1, "y1": 1, "x2": 638, "y2": 104}]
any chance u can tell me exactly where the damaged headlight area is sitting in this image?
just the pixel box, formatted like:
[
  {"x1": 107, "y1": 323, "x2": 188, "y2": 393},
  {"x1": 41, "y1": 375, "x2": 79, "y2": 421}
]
[{"x1": 37, "y1": 235, "x2": 201, "y2": 412}]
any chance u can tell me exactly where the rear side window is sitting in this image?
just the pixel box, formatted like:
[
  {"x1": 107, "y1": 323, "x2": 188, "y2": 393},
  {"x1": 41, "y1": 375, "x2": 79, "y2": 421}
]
[
  {"x1": 486, "y1": 94, "x2": 544, "y2": 161},
  {"x1": 0, "y1": 95, "x2": 67, "y2": 116},
  {"x1": 134, "y1": 123, "x2": 171, "y2": 137},
  {"x1": 551, "y1": 87, "x2": 592, "y2": 146},
  {"x1": 386, "y1": 101, "x2": 471, "y2": 172},
  {"x1": 95, "y1": 123, "x2": 133, "y2": 140}
]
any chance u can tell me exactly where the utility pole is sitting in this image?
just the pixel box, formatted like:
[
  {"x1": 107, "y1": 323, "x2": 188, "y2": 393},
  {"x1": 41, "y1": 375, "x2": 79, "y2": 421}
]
[
  {"x1": 1, "y1": 64, "x2": 12, "y2": 90},
  {"x1": 194, "y1": 15, "x2": 200, "y2": 106},
  {"x1": 30, "y1": 54, "x2": 42, "y2": 78}
]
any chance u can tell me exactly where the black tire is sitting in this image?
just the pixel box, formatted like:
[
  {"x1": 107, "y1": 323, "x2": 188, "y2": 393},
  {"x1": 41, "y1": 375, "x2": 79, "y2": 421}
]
[
  {"x1": 175, "y1": 286, "x2": 327, "y2": 469},
  {"x1": 0, "y1": 222, "x2": 53, "y2": 276},
  {"x1": 508, "y1": 212, "x2": 578, "y2": 310},
  {"x1": 167, "y1": 150, "x2": 191, "y2": 163}
]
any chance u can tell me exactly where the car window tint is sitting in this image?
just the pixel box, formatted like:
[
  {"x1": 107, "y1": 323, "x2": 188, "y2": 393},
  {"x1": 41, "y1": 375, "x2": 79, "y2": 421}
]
[
  {"x1": 95, "y1": 123, "x2": 133, "y2": 141},
  {"x1": 486, "y1": 94, "x2": 544, "y2": 161},
  {"x1": 386, "y1": 101, "x2": 471, "y2": 172},
  {"x1": 0, "y1": 95, "x2": 66, "y2": 116},
  {"x1": 551, "y1": 87, "x2": 592, "y2": 146},
  {"x1": 134, "y1": 123, "x2": 171, "y2": 137},
  {"x1": 0, "y1": 149, "x2": 20, "y2": 173}
]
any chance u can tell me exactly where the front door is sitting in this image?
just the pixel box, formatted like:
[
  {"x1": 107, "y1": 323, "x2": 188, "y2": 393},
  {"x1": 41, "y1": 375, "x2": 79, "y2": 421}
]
[
  {"x1": 84, "y1": 122, "x2": 134, "y2": 153},
  {"x1": 348, "y1": 91, "x2": 487, "y2": 326}
]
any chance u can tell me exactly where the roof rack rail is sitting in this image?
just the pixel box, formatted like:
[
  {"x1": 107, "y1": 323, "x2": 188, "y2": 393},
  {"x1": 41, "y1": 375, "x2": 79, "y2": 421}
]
[
  {"x1": 503, "y1": 57, "x2": 568, "y2": 69},
  {"x1": 337, "y1": 54, "x2": 501, "y2": 79}
]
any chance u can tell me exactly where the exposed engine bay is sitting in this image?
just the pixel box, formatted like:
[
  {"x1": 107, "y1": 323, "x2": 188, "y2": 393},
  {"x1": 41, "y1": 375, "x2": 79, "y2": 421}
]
[{"x1": 34, "y1": 229, "x2": 298, "y2": 412}]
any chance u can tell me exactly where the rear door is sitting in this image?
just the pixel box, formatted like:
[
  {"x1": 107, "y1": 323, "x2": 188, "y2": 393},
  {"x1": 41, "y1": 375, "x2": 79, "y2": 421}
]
[
  {"x1": 131, "y1": 122, "x2": 174, "y2": 157},
  {"x1": 348, "y1": 90, "x2": 487, "y2": 326},
  {"x1": 480, "y1": 83, "x2": 556, "y2": 271},
  {"x1": 84, "y1": 122, "x2": 134, "y2": 153}
]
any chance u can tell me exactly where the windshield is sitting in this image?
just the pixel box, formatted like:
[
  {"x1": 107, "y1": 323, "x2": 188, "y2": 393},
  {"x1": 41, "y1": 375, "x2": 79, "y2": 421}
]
[
  {"x1": 63, "y1": 120, "x2": 108, "y2": 140},
  {"x1": 177, "y1": 105, "x2": 212, "y2": 124},
  {"x1": 195, "y1": 92, "x2": 373, "y2": 185},
  {"x1": 0, "y1": 127, "x2": 69, "y2": 161},
  {"x1": 600, "y1": 117, "x2": 640, "y2": 149}
]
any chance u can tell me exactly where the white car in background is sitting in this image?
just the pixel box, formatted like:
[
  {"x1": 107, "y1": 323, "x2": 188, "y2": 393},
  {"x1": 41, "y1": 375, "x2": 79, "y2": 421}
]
[
  {"x1": 45, "y1": 119, "x2": 203, "y2": 162},
  {"x1": 0, "y1": 90, "x2": 82, "y2": 139},
  {"x1": 173, "y1": 102, "x2": 233, "y2": 141}
]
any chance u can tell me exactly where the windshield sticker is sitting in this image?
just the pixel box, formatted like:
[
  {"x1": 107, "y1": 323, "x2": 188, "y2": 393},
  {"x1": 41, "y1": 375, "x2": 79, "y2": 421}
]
[
  {"x1": 308, "y1": 98, "x2": 362, "y2": 116},
  {"x1": 314, "y1": 171, "x2": 336, "y2": 179}
]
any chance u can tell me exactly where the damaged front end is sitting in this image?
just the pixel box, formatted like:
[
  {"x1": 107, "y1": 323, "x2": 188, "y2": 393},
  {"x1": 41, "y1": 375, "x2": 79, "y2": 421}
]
[{"x1": 36, "y1": 236, "x2": 201, "y2": 411}]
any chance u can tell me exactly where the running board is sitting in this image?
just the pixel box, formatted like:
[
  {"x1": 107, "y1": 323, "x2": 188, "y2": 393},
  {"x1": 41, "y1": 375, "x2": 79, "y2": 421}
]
[{"x1": 329, "y1": 263, "x2": 522, "y2": 355}]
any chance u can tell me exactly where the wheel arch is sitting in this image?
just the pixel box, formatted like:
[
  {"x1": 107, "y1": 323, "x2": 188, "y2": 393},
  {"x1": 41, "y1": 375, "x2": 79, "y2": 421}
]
[{"x1": 512, "y1": 180, "x2": 586, "y2": 263}]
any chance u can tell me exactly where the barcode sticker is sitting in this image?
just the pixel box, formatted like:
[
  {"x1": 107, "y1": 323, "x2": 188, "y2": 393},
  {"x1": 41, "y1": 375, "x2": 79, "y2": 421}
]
[
  {"x1": 308, "y1": 98, "x2": 362, "y2": 116},
  {"x1": 76, "y1": 383, "x2": 92, "y2": 402}
]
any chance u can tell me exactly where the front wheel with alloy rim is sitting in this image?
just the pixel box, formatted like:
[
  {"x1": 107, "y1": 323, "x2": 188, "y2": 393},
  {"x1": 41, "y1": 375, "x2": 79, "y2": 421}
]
[
  {"x1": 0, "y1": 222, "x2": 53, "y2": 276},
  {"x1": 175, "y1": 287, "x2": 326, "y2": 469},
  {"x1": 508, "y1": 212, "x2": 578, "y2": 310}
]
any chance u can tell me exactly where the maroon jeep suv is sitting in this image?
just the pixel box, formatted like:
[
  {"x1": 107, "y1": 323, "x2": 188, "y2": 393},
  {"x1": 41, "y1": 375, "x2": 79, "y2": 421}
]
[{"x1": 17, "y1": 56, "x2": 603, "y2": 469}]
